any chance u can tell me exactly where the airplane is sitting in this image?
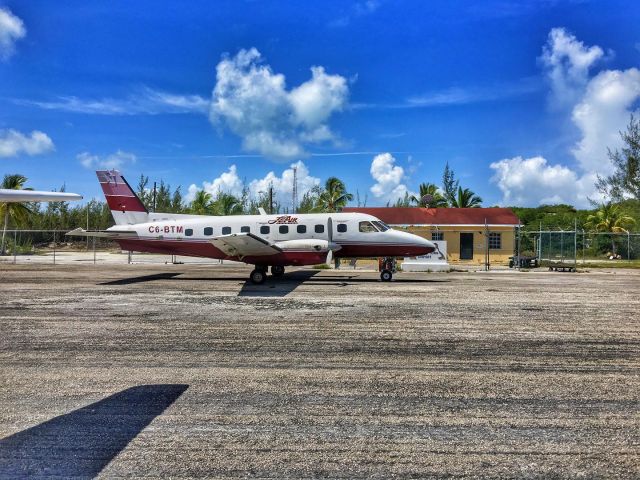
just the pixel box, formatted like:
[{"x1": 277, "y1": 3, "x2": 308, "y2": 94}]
[
  {"x1": 0, "y1": 189, "x2": 82, "y2": 202},
  {"x1": 67, "y1": 170, "x2": 436, "y2": 284}
]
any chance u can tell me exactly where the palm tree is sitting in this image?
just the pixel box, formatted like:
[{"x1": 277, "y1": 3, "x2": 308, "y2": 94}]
[
  {"x1": 450, "y1": 186, "x2": 483, "y2": 208},
  {"x1": 585, "y1": 203, "x2": 636, "y2": 255},
  {"x1": 213, "y1": 193, "x2": 243, "y2": 216},
  {"x1": 410, "y1": 182, "x2": 448, "y2": 207},
  {"x1": 1, "y1": 174, "x2": 33, "y2": 255},
  {"x1": 190, "y1": 190, "x2": 213, "y2": 215},
  {"x1": 318, "y1": 177, "x2": 353, "y2": 212}
]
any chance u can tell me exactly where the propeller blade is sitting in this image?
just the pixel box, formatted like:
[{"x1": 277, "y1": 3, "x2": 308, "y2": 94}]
[
  {"x1": 326, "y1": 249, "x2": 333, "y2": 265},
  {"x1": 327, "y1": 217, "x2": 333, "y2": 243}
]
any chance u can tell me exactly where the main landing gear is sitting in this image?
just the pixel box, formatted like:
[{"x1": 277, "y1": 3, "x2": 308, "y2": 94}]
[{"x1": 248, "y1": 265, "x2": 286, "y2": 284}]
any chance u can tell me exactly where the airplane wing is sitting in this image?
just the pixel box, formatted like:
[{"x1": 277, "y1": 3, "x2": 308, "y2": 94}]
[
  {"x1": 66, "y1": 228, "x2": 138, "y2": 239},
  {"x1": 210, "y1": 233, "x2": 282, "y2": 258},
  {"x1": 0, "y1": 189, "x2": 82, "y2": 202}
]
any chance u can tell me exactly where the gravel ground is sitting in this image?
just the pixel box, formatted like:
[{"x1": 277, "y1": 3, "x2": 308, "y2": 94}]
[{"x1": 0, "y1": 264, "x2": 638, "y2": 479}]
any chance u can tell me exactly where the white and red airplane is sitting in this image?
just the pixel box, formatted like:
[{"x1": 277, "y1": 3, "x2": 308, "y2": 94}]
[{"x1": 68, "y1": 170, "x2": 435, "y2": 283}]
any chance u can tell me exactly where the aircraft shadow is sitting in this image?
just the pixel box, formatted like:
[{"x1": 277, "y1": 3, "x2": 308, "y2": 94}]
[
  {"x1": 238, "y1": 270, "x2": 319, "y2": 297},
  {"x1": 0, "y1": 384, "x2": 188, "y2": 479},
  {"x1": 100, "y1": 272, "x2": 183, "y2": 285}
]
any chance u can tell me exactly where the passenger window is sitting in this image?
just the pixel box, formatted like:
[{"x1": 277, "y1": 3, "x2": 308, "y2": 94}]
[
  {"x1": 222, "y1": 227, "x2": 231, "y2": 235},
  {"x1": 204, "y1": 227, "x2": 213, "y2": 236},
  {"x1": 279, "y1": 225, "x2": 289, "y2": 234},
  {"x1": 260, "y1": 225, "x2": 270, "y2": 235},
  {"x1": 241, "y1": 226, "x2": 250, "y2": 233},
  {"x1": 315, "y1": 224, "x2": 324, "y2": 234},
  {"x1": 337, "y1": 224, "x2": 347, "y2": 233},
  {"x1": 359, "y1": 221, "x2": 377, "y2": 233},
  {"x1": 297, "y1": 225, "x2": 307, "y2": 234},
  {"x1": 185, "y1": 228, "x2": 193, "y2": 236}
]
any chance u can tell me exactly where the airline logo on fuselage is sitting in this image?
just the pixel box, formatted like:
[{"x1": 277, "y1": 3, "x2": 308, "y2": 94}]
[
  {"x1": 267, "y1": 215, "x2": 298, "y2": 224},
  {"x1": 149, "y1": 225, "x2": 184, "y2": 234}
]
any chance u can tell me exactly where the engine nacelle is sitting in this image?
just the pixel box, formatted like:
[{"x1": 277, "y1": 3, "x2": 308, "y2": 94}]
[{"x1": 275, "y1": 239, "x2": 341, "y2": 252}]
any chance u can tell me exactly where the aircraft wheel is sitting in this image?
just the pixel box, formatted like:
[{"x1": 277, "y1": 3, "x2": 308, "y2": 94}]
[
  {"x1": 271, "y1": 265, "x2": 285, "y2": 277},
  {"x1": 380, "y1": 269, "x2": 393, "y2": 282},
  {"x1": 250, "y1": 269, "x2": 267, "y2": 285}
]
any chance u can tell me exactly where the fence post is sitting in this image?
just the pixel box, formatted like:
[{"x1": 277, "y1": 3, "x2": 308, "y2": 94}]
[
  {"x1": 628, "y1": 231, "x2": 631, "y2": 262},
  {"x1": 573, "y1": 220, "x2": 577, "y2": 269},
  {"x1": 93, "y1": 236, "x2": 96, "y2": 265},
  {"x1": 128, "y1": 251, "x2": 131, "y2": 264},
  {"x1": 13, "y1": 230, "x2": 17, "y2": 264},
  {"x1": 53, "y1": 231, "x2": 56, "y2": 265}
]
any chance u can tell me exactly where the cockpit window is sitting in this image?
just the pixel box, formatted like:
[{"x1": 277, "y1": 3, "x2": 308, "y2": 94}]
[
  {"x1": 372, "y1": 221, "x2": 390, "y2": 232},
  {"x1": 359, "y1": 221, "x2": 379, "y2": 233}
]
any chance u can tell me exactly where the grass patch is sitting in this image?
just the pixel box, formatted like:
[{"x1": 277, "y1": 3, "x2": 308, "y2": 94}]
[{"x1": 312, "y1": 263, "x2": 331, "y2": 269}]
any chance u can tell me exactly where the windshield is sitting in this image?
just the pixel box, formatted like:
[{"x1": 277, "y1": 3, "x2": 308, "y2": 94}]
[
  {"x1": 372, "y1": 221, "x2": 390, "y2": 232},
  {"x1": 359, "y1": 221, "x2": 379, "y2": 233}
]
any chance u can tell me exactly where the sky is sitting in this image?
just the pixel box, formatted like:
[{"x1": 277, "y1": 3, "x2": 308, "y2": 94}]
[{"x1": 1, "y1": 0, "x2": 640, "y2": 209}]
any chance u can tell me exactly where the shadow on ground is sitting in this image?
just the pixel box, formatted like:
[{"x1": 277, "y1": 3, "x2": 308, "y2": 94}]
[{"x1": 0, "y1": 384, "x2": 188, "y2": 479}]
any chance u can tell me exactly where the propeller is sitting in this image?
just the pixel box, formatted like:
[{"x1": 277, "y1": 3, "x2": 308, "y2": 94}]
[{"x1": 326, "y1": 217, "x2": 337, "y2": 265}]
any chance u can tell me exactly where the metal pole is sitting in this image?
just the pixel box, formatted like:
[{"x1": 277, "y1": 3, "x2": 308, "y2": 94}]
[
  {"x1": 517, "y1": 224, "x2": 521, "y2": 270},
  {"x1": 86, "y1": 203, "x2": 89, "y2": 251},
  {"x1": 574, "y1": 219, "x2": 577, "y2": 269},
  {"x1": 13, "y1": 230, "x2": 17, "y2": 264},
  {"x1": 582, "y1": 230, "x2": 585, "y2": 265},
  {"x1": 53, "y1": 230, "x2": 56, "y2": 265},
  {"x1": 128, "y1": 251, "x2": 131, "y2": 264},
  {"x1": 93, "y1": 236, "x2": 96, "y2": 265},
  {"x1": 628, "y1": 231, "x2": 631, "y2": 262},
  {"x1": 269, "y1": 186, "x2": 273, "y2": 214},
  {"x1": 152, "y1": 181, "x2": 157, "y2": 213}
]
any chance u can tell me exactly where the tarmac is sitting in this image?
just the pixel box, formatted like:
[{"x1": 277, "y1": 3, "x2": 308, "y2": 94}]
[{"x1": 0, "y1": 263, "x2": 638, "y2": 478}]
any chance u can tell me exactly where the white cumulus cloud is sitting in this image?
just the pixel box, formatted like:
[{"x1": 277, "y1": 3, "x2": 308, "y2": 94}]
[
  {"x1": 77, "y1": 150, "x2": 137, "y2": 170},
  {"x1": 0, "y1": 129, "x2": 54, "y2": 157},
  {"x1": 210, "y1": 48, "x2": 349, "y2": 160},
  {"x1": 571, "y1": 68, "x2": 640, "y2": 174},
  {"x1": 540, "y1": 27, "x2": 604, "y2": 107},
  {"x1": 187, "y1": 161, "x2": 321, "y2": 211},
  {"x1": 369, "y1": 153, "x2": 411, "y2": 203},
  {"x1": 0, "y1": 7, "x2": 25, "y2": 60}
]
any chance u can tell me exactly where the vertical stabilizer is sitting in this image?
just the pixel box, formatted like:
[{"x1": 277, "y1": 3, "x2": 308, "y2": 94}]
[{"x1": 97, "y1": 170, "x2": 149, "y2": 225}]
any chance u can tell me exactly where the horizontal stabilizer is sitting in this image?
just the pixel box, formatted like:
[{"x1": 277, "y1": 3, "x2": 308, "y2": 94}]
[
  {"x1": 210, "y1": 232, "x2": 282, "y2": 258},
  {"x1": 65, "y1": 228, "x2": 138, "y2": 239}
]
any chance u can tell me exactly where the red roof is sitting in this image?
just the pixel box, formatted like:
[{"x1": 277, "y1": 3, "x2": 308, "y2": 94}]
[{"x1": 343, "y1": 207, "x2": 520, "y2": 226}]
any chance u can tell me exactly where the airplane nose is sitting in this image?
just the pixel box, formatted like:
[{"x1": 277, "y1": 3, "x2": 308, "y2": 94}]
[{"x1": 395, "y1": 230, "x2": 436, "y2": 256}]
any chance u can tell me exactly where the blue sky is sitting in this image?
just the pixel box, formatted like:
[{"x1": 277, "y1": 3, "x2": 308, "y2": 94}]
[{"x1": 1, "y1": 0, "x2": 640, "y2": 208}]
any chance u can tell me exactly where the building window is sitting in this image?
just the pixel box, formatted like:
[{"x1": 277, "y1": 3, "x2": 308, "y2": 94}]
[
  {"x1": 279, "y1": 225, "x2": 289, "y2": 234},
  {"x1": 337, "y1": 223, "x2": 347, "y2": 233},
  {"x1": 489, "y1": 232, "x2": 501, "y2": 249},
  {"x1": 185, "y1": 228, "x2": 193, "y2": 237},
  {"x1": 260, "y1": 226, "x2": 270, "y2": 235},
  {"x1": 431, "y1": 231, "x2": 444, "y2": 241},
  {"x1": 222, "y1": 227, "x2": 231, "y2": 235},
  {"x1": 297, "y1": 225, "x2": 307, "y2": 234},
  {"x1": 315, "y1": 224, "x2": 324, "y2": 234},
  {"x1": 241, "y1": 226, "x2": 250, "y2": 233},
  {"x1": 204, "y1": 227, "x2": 213, "y2": 236}
]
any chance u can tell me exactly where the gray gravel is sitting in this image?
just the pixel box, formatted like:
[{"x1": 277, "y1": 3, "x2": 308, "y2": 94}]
[{"x1": 0, "y1": 264, "x2": 638, "y2": 479}]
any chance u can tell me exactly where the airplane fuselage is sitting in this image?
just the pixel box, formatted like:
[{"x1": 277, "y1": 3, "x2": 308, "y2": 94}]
[{"x1": 108, "y1": 211, "x2": 435, "y2": 267}]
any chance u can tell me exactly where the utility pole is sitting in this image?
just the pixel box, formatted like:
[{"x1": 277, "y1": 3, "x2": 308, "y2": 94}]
[
  {"x1": 292, "y1": 166, "x2": 298, "y2": 214},
  {"x1": 269, "y1": 185, "x2": 273, "y2": 215},
  {"x1": 152, "y1": 181, "x2": 157, "y2": 213}
]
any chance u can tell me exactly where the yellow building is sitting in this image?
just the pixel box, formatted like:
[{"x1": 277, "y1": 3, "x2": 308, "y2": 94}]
[{"x1": 343, "y1": 207, "x2": 520, "y2": 265}]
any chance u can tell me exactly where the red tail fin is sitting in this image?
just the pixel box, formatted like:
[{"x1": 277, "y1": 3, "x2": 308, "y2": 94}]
[{"x1": 97, "y1": 170, "x2": 148, "y2": 225}]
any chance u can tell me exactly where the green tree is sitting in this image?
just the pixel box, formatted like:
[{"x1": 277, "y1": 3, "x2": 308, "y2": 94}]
[
  {"x1": 212, "y1": 192, "x2": 243, "y2": 215},
  {"x1": 442, "y1": 162, "x2": 459, "y2": 206},
  {"x1": 585, "y1": 202, "x2": 636, "y2": 255},
  {"x1": 450, "y1": 186, "x2": 483, "y2": 208},
  {"x1": 190, "y1": 190, "x2": 213, "y2": 215},
  {"x1": 170, "y1": 186, "x2": 184, "y2": 213},
  {"x1": 318, "y1": 177, "x2": 353, "y2": 212},
  {"x1": 596, "y1": 114, "x2": 640, "y2": 201},
  {"x1": 136, "y1": 174, "x2": 153, "y2": 210},
  {"x1": 297, "y1": 185, "x2": 323, "y2": 213},
  {"x1": 410, "y1": 182, "x2": 448, "y2": 207},
  {"x1": 1, "y1": 174, "x2": 33, "y2": 255}
]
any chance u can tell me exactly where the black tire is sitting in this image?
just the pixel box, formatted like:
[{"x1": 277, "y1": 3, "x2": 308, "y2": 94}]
[
  {"x1": 271, "y1": 265, "x2": 285, "y2": 277},
  {"x1": 249, "y1": 269, "x2": 266, "y2": 285},
  {"x1": 380, "y1": 269, "x2": 393, "y2": 282}
]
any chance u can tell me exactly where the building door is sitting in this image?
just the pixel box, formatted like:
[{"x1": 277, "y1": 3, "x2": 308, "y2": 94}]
[{"x1": 460, "y1": 232, "x2": 473, "y2": 260}]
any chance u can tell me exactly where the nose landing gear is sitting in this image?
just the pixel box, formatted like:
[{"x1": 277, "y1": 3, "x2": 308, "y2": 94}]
[
  {"x1": 379, "y1": 257, "x2": 396, "y2": 282},
  {"x1": 249, "y1": 268, "x2": 267, "y2": 285}
]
